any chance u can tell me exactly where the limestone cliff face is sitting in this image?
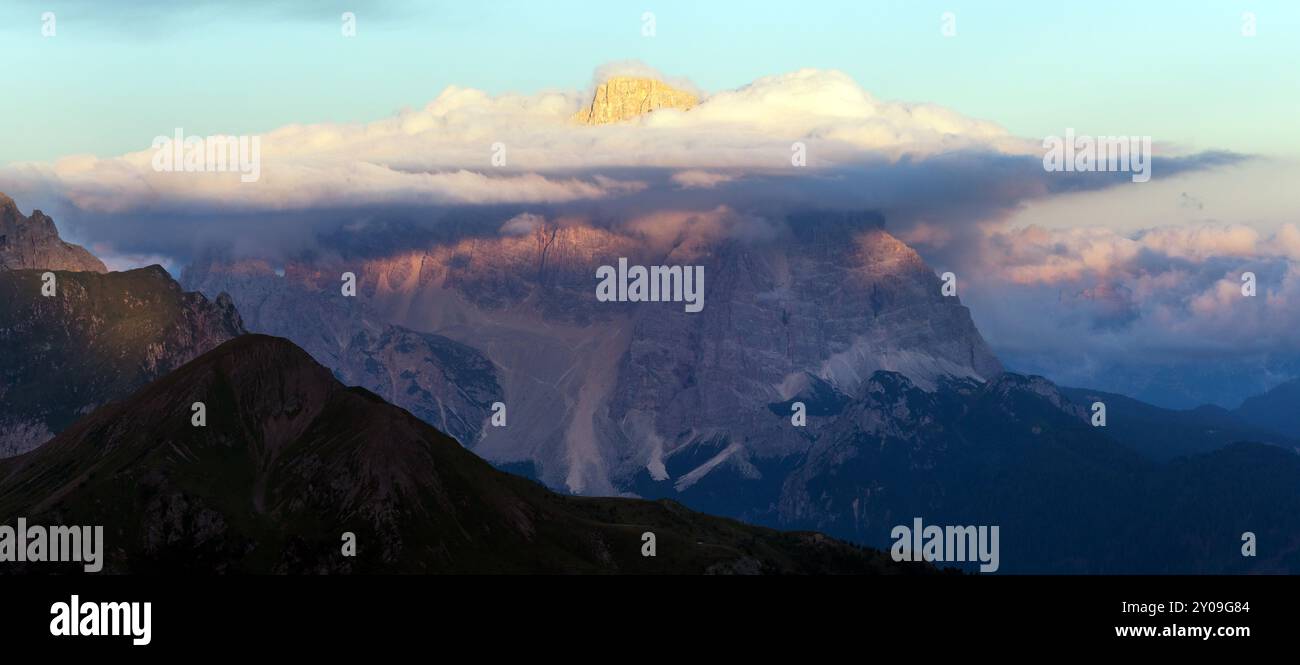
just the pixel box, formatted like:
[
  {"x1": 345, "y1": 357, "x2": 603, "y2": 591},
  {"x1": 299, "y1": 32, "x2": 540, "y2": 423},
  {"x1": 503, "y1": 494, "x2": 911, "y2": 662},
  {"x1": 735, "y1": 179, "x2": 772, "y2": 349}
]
[
  {"x1": 182, "y1": 211, "x2": 1003, "y2": 497},
  {"x1": 572, "y1": 77, "x2": 698, "y2": 125},
  {"x1": 0, "y1": 193, "x2": 107, "y2": 273},
  {"x1": 181, "y1": 259, "x2": 502, "y2": 447}
]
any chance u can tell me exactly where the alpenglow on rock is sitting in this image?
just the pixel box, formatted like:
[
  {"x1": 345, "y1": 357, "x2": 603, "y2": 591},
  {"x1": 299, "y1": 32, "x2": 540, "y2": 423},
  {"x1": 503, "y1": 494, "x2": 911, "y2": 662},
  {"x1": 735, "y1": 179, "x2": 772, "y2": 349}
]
[
  {"x1": 0, "y1": 192, "x2": 107, "y2": 273},
  {"x1": 572, "y1": 77, "x2": 699, "y2": 125},
  {"x1": 181, "y1": 258, "x2": 502, "y2": 447}
]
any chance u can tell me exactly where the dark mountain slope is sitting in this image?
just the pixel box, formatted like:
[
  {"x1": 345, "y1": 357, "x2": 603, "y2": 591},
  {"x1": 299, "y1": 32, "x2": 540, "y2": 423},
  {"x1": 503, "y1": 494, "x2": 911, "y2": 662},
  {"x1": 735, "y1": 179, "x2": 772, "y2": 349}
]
[
  {"x1": 763, "y1": 372, "x2": 1300, "y2": 573},
  {"x1": 0, "y1": 335, "x2": 922, "y2": 575},
  {"x1": 1142, "y1": 443, "x2": 1300, "y2": 573},
  {"x1": 0, "y1": 266, "x2": 244, "y2": 457},
  {"x1": 1062, "y1": 386, "x2": 1296, "y2": 461},
  {"x1": 1236, "y1": 378, "x2": 1300, "y2": 439}
]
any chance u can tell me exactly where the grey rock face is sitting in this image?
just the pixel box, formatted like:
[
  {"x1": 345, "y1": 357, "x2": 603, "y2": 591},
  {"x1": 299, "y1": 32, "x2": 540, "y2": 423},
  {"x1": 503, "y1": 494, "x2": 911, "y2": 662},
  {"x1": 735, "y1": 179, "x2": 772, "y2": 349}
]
[
  {"x1": 181, "y1": 258, "x2": 501, "y2": 446},
  {"x1": 608, "y1": 220, "x2": 1002, "y2": 486},
  {"x1": 0, "y1": 193, "x2": 107, "y2": 273},
  {"x1": 181, "y1": 210, "x2": 1001, "y2": 496}
]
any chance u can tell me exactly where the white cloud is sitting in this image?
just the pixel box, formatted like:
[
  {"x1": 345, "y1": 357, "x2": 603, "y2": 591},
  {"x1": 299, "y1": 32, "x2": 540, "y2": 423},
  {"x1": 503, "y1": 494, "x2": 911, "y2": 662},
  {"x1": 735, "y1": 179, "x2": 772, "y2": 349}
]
[
  {"x1": 670, "y1": 170, "x2": 739, "y2": 189},
  {"x1": 988, "y1": 222, "x2": 1300, "y2": 286},
  {"x1": 0, "y1": 65, "x2": 1025, "y2": 214},
  {"x1": 499, "y1": 212, "x2": 545, "y2": 236},
  {"x1": 970, "y1": 221, "x2": 1300, "y2": 368}
]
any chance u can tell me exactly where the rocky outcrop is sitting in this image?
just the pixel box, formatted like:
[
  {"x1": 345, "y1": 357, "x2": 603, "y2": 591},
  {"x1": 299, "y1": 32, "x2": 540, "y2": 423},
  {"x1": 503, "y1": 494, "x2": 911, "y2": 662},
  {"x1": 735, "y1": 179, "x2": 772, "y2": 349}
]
[
  {"x1": 0, "y1": 265, "x2": 244, "y2": 457},
  {"x1": 181, "y1": 259, "x2": 501, "y2": 446},
  {"x1": 572, "y1": 76, "x2": 698, "y2": 125},
  {"x1": 0, "y1": 193, "x2": 106, "y2": 273},
  {"x1": 1236, "y1": 378, "x2": 1300, "y2": 439}
]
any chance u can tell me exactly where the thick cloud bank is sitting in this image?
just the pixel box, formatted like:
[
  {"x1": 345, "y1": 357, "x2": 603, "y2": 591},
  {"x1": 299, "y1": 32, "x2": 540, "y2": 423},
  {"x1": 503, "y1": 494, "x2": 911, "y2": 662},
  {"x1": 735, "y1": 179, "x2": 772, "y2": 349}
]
[{"x1": 1, "y1": 68, "x2": 1030, "y2": 215}]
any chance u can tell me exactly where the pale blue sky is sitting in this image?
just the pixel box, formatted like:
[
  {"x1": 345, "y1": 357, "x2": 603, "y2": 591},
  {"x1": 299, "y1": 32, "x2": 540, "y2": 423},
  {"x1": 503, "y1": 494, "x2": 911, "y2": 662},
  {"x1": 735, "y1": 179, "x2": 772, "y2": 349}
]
[{"x1": 1, "y1": 0, "x2": 1297, "y2": 164}]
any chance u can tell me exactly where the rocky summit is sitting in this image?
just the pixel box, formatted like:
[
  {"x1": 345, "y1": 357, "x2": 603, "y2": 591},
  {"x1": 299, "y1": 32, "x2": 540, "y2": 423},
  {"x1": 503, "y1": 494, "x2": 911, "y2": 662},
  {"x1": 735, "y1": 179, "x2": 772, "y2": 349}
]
[
  {"x1": 571, "y1": 76, "x2": 698, "y2": 125},
  {"x1": 0, "y1": 192, "x2": 106, "y2": 273}
]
